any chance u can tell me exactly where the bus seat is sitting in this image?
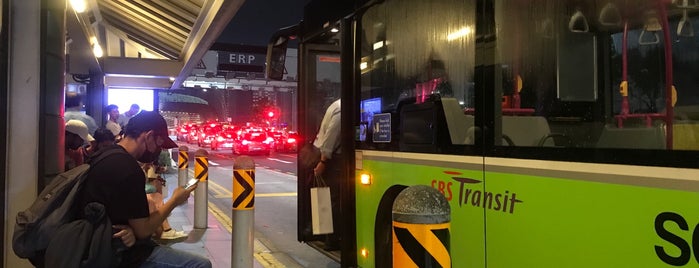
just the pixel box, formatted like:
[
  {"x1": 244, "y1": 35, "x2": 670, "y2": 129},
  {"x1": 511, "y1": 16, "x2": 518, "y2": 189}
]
[
  {"x1": 398, "y1": 97, "x2": 451, "y2": 153},
  {"x1": 441, "y1": 98, "x2": 475, "y2": 145},
  {"x1": 596, "y1": 125, "x2": 666, "y2": 149},
  {"x1": 673, "y1": 121, "x2": 699, "y2": 150},
  {"x1": 502, "y1": 116, "x2": 555, "y2": 147}
]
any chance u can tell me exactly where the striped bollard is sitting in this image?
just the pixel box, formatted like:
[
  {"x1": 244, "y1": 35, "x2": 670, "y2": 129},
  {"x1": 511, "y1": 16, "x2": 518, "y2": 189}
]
[
  {"x1": 392, "y1": 185, "x2": 451, "y2": 268},
  {"x1": 232, "y1": 155, "x2": 255, "y2": 268},
  {"x1": 194, "y1": 149, "x2": 208, "y2": 229},
  {"x1": 177, "y1": 146, "x2": 189, "y2": 187}
]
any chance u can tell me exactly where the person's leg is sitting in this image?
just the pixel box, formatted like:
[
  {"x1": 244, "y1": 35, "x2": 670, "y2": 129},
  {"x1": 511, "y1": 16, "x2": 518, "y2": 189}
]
[
  {"x1": 140, "y1": 246, "x2": 212, "y2": 268},
  {"x1": 322, "y1": 158, "x2": 342, "y2": 250}
]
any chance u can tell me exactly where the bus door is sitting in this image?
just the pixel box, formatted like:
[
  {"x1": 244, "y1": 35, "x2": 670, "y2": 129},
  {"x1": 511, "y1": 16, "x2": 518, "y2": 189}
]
[{"x1": 296, "y1": 42, "x2": 343, "y2": 248}]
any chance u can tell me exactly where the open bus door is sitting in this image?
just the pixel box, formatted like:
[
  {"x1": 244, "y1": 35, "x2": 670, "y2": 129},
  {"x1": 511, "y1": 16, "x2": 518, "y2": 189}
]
[
  {"x1": 267, "y1": 23, "x2": 347, "y2": 263},
  {"x1": 297, "y1": 42, "x2": 343, "y2": 259}
]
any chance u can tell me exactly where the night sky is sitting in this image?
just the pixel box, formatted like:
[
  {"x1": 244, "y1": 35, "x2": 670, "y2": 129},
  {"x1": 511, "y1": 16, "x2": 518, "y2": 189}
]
[{"x1": 216, "y1": 0, "x2": 310, "y2": 47}]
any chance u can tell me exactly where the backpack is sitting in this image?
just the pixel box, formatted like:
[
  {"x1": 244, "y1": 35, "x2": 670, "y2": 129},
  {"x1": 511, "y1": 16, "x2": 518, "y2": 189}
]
[{"x1": 12, "y1": 148, "x2": 123, "y2": 265}]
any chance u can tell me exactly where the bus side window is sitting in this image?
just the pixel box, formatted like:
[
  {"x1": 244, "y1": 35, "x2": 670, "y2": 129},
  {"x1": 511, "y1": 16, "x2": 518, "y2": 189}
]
[
  {"x1": 399, "y1": 99, "x2": 447, "y2": 153},
  {"x1": 596, "y1": 124, "x2": 666, "y2": 150},
  {"x1": 502, "y1": 116, "x2": 558, "y2": 147},
  {"x1": 441, "y1": 98, "x2": 475, "y2": 145}
]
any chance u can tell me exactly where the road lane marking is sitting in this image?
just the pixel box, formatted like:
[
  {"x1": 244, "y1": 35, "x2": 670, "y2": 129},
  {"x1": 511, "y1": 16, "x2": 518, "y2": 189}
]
[
  {"x1": 208, "y1": 179, "x2": 296, "y2": 199},
  {"x1": 208, "y1": 180, "x2": 230, "y2": 198},
  {"x1": 267, "y1": 158, "x2": 293, "y2": 164},
  {"x1": 206, "y1": 202, "x2": 286, "y2": 267},
  {"x1": 256, "y1": 193, "x2": 297, "y2": 197}
]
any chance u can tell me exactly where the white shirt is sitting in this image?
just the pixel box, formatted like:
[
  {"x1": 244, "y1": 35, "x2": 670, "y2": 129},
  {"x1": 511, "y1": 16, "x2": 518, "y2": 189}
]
[
  {"x1": 313, "y1": 99, "x2": 341, "y2": 160},
  {"x1": 106, "y1": 120, "x2": 122, "y2": 136},
  {"x1": 117, "y1": 112, "x2": 135, "y2": 128}
]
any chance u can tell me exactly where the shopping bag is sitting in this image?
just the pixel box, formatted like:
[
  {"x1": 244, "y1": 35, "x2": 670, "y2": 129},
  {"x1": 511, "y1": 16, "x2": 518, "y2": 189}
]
[{"x1": 310, "y1": 175, "x2": 333, "y2": 235}]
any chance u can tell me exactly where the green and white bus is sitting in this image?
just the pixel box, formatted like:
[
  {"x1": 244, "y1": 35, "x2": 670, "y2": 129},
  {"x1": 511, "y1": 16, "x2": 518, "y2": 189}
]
[{"x1": 269, "y1": 0, "x2": 699, "y2": 267}]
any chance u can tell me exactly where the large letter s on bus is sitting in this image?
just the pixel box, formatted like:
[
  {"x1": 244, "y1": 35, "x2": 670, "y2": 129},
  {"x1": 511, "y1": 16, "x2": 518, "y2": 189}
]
[{"x1": 655, "y1": 212, "x2": 691, "y2": 266}]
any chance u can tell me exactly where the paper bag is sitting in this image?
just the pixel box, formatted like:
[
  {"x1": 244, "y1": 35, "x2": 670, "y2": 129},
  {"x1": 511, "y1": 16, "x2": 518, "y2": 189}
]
[{"x1": 310, "y1": 186, "x2": 334, "y2": 235}]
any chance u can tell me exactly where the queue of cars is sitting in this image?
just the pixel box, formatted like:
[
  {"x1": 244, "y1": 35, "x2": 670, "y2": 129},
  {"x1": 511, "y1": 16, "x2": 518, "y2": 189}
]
[{"x1": 175, "y1": 122, "x2": 300, "y2": 155}]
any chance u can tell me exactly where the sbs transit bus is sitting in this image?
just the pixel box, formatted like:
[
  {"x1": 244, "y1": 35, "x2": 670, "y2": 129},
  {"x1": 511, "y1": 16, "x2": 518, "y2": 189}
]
[{"x1": 268, "y1": 0, "x2": 699, "y2": 267}]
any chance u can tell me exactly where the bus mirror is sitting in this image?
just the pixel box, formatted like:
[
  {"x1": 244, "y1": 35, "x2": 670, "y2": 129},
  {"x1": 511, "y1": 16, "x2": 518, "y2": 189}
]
[
  {"x1": 266, "y1": 36, "x2": 289, "y2": 81},
  {"x1": 266, "y1": 24, "x2": 298, "y2": 81}
]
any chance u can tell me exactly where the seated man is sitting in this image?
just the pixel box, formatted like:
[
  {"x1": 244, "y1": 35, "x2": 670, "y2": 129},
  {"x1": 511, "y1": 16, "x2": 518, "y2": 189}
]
[
  {"x1": 142, "y1": 162, "x2": 187, "y2": 241},
  {"x1": 78, "y1": 111, "x2": 211, "y2": 267}
]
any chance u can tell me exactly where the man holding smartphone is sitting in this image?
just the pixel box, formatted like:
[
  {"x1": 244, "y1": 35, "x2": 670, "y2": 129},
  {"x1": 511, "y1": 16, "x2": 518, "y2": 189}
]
[
  {"x1": 185, "y1": 178, "x2": 199, "y2": 190},
  {"x1": 78, "y1": 111, "x2": 211, "y2": 268}
]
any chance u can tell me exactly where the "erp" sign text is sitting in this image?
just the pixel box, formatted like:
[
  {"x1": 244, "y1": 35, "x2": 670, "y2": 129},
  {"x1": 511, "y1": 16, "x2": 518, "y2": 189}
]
[{"x1": 229, "y1": 54, "x2": 256, "y2": 64}]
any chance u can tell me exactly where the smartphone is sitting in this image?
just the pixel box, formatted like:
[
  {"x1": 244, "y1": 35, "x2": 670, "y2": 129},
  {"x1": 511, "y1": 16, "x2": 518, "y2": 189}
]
[{"x1": 184, "y1": 178, "x2": 199, "y2": 190}]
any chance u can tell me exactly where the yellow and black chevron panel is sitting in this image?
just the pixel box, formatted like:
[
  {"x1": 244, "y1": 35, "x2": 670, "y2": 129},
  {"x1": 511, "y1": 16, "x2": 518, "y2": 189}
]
[
  {"x1": 233, "y1": 169, "x2": 255, "y2": 210},
  {"x1": 392, "y1": 221, "x2": 450, "y2": 268},
  {"x1": 178, "y1": 151, "x2": 188, "y2": 169},
  {"x1": 194, "y1": 156, "x2": 208, "y2": 181}
]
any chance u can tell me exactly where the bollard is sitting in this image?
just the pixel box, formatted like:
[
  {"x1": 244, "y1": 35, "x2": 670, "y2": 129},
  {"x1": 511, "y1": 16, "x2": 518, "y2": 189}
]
[
  {"x1": 193, "y1": 149, "x2": 208, "y2": 229},
  {"x1": 392, "y1": 185, "x2": 451, "y2": 268},
  {"x1": 177, "y1": 146, "x2": 189, "y2": 187},
  {"x1": 232, "y1": 155, "x2": 255, "y2": 268}
]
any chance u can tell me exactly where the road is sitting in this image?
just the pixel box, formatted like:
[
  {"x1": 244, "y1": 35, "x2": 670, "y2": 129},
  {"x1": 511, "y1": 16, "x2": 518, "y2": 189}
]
[{"x1": 174, "y1": 143, "x2": 339, "y2": 268}]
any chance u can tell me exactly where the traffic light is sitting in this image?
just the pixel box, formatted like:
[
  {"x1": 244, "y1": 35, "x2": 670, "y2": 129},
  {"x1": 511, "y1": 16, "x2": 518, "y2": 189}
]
[{"x1": 267, "y1": 111, "x2": 275, "y2": 118}]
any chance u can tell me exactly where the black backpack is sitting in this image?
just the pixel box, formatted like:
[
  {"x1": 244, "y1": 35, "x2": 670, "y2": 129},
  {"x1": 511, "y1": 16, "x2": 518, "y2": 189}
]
[{"x1": 12, "y1": 148, "x2": 123, "y2": 266}]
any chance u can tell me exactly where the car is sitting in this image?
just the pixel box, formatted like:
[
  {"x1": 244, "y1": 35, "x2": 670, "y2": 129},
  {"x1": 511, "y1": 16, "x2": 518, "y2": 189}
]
[
  {"x1": 176, "y1": 124, "x2": 196, "y2": 142},
  {"x1": 274, "y1": 131, "x2": 300, "y2": 153},
  {"x1": 198, "y1": 123, "x2": 223, "y2": 150},
  {"x1": 267, "y1": 130, "x2": 285, "y2": 150},
  {"x1": 185, "y1": 125, "x2": 200, "y2": 144},
  {"x1": 233, "y1": 131, "x2": 273, "y2": 156},
  {"x1": 217, "y1": 129, "x2": 238, "y2": 150}
]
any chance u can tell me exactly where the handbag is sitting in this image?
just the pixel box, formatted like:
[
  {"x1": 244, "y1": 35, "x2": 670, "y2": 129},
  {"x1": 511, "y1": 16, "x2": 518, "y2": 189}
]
[
  {"x1": 310, "y1": 174, "x2": 334, "y2": 235},
  {"x1": 299, "y1": 143, "x2": 321, "y2": 171}
]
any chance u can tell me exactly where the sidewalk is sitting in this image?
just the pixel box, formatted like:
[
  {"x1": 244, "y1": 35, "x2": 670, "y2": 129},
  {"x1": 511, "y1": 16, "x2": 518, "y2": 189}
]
[{"x1": 159, "y1": 172, "x2": 269, "y2": 268}]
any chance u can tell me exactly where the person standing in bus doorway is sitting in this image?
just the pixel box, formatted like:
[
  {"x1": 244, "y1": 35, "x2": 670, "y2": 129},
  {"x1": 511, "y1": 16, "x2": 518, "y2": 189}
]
[
  {"x1": 312, "y1": 98, "x2": 342, "y2": 251},
  {"x1": 105, "y1": 104, "x2": 122, "y2": 137},
  {"x1": 118, "y1": 103, "x2": 140, "y2": 129}
]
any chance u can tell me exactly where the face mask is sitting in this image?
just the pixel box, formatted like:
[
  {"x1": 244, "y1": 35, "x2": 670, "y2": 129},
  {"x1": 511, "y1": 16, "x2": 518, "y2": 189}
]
[
  {"x1": 138, "y1": 147, "x2": 161, "y2": 163},
  {"x1": 138, "y1": 135, "x2": 162, "y2": 163},
  {"x1": 145, "y1": 183, "x2": 157, "y2": 194}
]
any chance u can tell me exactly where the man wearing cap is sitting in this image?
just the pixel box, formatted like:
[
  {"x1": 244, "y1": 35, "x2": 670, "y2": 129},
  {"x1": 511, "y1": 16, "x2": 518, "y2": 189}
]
[
  {"x1": 65, "y1": 120, "x2": 95, "y2": 171},
  {"x1": 77, "y1": 111, "x2": 211, "y2": 267}
]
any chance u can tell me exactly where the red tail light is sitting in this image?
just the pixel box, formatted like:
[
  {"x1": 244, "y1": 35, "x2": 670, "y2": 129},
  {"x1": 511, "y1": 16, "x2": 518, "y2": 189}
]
[{"x1": 287, "y1": 138, "x2": 296, "y2": 143}]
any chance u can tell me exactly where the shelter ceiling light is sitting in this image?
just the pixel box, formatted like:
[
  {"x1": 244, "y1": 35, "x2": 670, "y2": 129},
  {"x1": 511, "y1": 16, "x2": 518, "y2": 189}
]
[
  {"x1": 92, "y1": 43, "x2": 103, "y2": 58},
  {"x1": 70, "y1": 0, "x2": 87, "y2": 13}
]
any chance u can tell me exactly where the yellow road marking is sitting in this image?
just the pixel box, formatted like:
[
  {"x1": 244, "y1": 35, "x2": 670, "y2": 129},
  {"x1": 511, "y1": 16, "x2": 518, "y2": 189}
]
[
  {"x1": 207, "y1": 202, "x2": 286, "y2": 267},
  {"x1": 255, "y1": 193, "x2": 297, "y2": 197},
  {"x1": 193, "y1": 169, "x2": 297, "y2": 199},
  {"x1": 207, "y1": 201, "x2": 232, "y2": 233},
  {"x1": 194, "y1": 169, "x2": 294, "y2": 267}
]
